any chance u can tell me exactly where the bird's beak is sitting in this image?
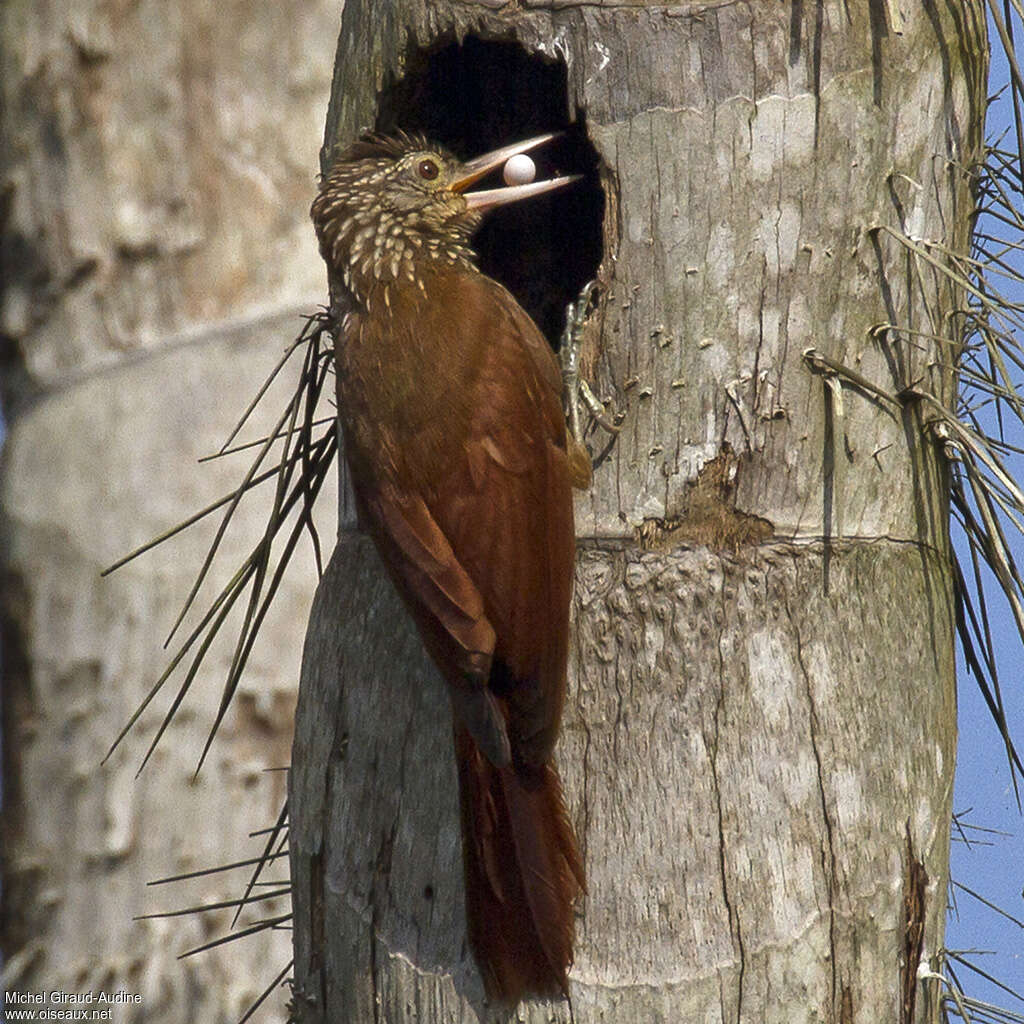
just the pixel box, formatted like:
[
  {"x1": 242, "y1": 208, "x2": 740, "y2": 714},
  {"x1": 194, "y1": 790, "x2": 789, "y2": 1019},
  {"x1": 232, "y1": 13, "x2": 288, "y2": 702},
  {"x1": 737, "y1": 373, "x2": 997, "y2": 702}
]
[{"x1": 452, "y1": 132, "x2": 581, "y2": 213}]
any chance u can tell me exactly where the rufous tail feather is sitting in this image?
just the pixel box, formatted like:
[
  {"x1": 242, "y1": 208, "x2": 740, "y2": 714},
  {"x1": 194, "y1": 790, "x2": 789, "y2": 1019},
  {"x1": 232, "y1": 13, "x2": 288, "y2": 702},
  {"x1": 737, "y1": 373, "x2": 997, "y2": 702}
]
[{"x1": 455, "y1": 723, "x2": 584, "y2": 1004}]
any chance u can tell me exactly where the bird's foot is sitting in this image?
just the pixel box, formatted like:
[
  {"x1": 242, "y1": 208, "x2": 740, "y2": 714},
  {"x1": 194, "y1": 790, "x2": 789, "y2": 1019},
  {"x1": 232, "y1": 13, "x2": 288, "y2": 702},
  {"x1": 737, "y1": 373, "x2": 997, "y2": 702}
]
[{"x1": 560, "y1": 281, "x2": 621, "y2": 446}]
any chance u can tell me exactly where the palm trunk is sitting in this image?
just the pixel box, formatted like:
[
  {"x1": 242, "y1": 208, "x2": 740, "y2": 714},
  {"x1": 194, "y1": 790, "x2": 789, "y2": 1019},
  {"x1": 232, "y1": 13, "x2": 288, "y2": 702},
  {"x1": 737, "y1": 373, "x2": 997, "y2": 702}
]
[{"x1": 290, "y1": 2, "x2": 985, "y2": 1020}]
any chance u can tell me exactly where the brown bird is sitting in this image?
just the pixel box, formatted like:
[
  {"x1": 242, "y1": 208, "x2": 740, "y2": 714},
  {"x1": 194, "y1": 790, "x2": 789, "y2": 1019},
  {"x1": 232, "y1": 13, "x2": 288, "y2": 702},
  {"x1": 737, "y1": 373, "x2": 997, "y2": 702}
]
[{"x1": 311, "y1": 132, "x2": 588, "y2": 1003}]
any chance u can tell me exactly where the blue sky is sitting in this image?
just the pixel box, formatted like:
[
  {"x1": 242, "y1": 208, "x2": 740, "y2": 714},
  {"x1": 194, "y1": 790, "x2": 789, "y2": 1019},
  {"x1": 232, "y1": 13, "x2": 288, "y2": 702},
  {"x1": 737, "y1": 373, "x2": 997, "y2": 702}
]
[
  {"x1": 943, "y1": 29, "x2": 1024, "y2": 1009},
  {"x1": 950, "y1": 655, "x2": 1024, "y2": 1004}
]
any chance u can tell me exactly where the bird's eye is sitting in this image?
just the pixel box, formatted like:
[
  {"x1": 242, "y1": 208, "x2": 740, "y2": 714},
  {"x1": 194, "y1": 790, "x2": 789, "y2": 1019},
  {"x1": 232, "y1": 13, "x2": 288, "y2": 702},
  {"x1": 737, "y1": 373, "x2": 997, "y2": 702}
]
[{"x1": 418, "y1": 158, "x2": 440, "y2": 181}]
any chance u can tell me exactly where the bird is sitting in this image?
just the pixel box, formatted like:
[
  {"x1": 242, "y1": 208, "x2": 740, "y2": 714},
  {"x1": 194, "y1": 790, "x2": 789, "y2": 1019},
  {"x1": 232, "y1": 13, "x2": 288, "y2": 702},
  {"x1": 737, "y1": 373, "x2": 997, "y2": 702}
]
[{"x1": 310, "y1": 131, "x2": 588, "y2": 1004}]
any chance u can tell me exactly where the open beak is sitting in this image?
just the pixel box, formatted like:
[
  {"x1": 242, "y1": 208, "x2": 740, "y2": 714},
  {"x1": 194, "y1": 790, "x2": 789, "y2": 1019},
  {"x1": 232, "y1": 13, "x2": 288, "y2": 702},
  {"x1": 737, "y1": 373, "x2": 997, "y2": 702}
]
[{"x1": 451, "y1": 132, "x2": 581, "y2": 213}]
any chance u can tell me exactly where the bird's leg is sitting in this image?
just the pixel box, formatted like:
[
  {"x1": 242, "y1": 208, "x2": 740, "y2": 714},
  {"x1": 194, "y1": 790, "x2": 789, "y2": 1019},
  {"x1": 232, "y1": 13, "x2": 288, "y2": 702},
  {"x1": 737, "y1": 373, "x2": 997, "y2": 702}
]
[{"x1": 560, "y1": 281, "x2": 621, "y2": 444}]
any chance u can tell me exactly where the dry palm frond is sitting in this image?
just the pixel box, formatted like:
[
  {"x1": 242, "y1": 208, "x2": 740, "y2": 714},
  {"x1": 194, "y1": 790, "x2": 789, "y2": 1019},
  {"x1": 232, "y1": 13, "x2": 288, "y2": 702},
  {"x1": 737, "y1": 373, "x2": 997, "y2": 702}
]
[
  {"x1": 812, "y1": 204, "x2": 1024, "y2": 802},
  {"x1": 102, "y1": 314, "x2": 331, "y2": 1021},
  {"x1": 238, "y1": 960, "x2": 295, "y2": 1024},
  {"x1": 932, "y1": 22, "x2": 1024, "y2": 1002},
  {"x1": 810, "y1": 30, "x2": 1024, "y2": 1010},
  {"x1": 868, "y1": 142, "x2": 1024, "y2": 805},
  {"x1": 915, "y1": 947, "x2": 1024, "y2": 1022},
  {"x1": 141, "y1": 802, "x2": 294, "y2": 1023},
  {"x1": 102, "y1": 311, "x2": 336, "y2": 774}
]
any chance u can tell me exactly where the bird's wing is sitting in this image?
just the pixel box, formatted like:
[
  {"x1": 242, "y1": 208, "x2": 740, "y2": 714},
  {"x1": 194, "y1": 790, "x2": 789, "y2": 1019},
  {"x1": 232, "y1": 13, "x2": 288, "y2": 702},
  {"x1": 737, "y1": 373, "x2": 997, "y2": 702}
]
[
  {"x1": 421, "y1": 272, "x2": 575, "y2": 768},
  {"x1": 356, "y1": 483, "x2": 514, "y2": 767},
  {"x1": 347, "y1": 270, "x2": 575, "y2": 769}
]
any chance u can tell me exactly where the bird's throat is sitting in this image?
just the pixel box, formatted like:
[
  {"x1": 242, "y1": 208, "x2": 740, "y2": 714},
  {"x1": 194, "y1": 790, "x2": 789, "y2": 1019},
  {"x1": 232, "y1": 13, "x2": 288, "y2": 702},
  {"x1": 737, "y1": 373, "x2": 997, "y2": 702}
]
[{"x1": 318, "y1": 198, "x2": 477, "y2": 311}]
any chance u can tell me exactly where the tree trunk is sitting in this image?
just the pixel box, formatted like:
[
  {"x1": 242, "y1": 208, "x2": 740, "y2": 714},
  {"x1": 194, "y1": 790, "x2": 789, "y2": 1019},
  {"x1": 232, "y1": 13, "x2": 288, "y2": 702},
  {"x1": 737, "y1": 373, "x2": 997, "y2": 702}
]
[
  {"x1": 290, "y1": 2, "x2": 985, "y2": 1021},
  {"x1": 1, "y1": 3, "x2": 337, "y2": 1021}
]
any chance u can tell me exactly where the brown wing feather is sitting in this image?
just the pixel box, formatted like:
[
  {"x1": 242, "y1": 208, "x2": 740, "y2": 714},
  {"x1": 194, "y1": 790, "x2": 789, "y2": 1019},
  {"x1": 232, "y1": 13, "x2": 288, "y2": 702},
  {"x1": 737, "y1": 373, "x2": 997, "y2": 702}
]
[
  {"x1": 421, "y1": 271, "x2": 575, "y2": 767},
  {"x1": 354, "y1": 487, "x2": 511, "y2": 766}
]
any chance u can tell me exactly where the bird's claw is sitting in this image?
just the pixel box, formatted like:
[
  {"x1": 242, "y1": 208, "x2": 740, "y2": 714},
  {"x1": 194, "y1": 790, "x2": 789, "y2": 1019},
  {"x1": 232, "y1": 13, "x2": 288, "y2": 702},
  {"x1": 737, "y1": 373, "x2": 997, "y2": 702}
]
[{"x1": 579, "y1": 377, "x2": 622, "y2": 435}]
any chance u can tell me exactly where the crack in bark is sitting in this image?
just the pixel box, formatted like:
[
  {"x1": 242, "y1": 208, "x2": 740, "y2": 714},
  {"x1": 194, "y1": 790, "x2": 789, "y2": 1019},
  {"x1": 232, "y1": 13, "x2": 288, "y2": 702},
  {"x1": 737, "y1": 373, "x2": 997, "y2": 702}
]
[
  {"x1": 752, "y1": 257, "x2": 768, "y2": 429},
  {"x1": 572, "y1": 597, "x2": 594, "y2": 884},
  {"x1": 841, "y1": 984, "x2": 854, "y2": 1024},
  {"x1": 611, "y1": 568, "x2": 627, "y2": 761},
  {"x1": 785, "y1": 581, "x2": 840, "y2": 1017},
  {"x1": 369, "y1": 818, "x2": 399, "y2": 1024},
  {"x1": 709, "y1": 559, "x2": 745, "y2": 1023},
  {"x1": 900, "y1": 828, "x2": 928, "y2": 1024},
  {"x1": 369, "y1": 895, "x2": 382, "y2": 1024},
  {"x1": 305, "y1": 738, "x2": 348, "y2": 1021},
  {"x1": 578, "y1": 703, "x2": 594, "y2": 897},
  {"x1": 493, "y1": 1, "x2": 745, "y2": 11}
]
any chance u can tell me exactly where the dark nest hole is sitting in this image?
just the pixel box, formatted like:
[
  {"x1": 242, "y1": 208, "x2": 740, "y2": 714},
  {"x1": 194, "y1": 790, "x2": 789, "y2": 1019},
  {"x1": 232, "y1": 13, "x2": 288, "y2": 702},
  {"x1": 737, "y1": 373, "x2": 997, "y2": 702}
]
[{"x1": 376, "y1": 37, "x2": 605, "y2": 349}]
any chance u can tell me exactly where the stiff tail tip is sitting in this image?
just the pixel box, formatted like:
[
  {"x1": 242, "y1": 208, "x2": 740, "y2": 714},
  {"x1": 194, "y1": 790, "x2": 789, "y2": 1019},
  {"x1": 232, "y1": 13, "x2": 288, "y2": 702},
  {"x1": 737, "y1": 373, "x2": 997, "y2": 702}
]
[{"x1": 455, "y1": 725, "x2": 584, "y2": 1005}]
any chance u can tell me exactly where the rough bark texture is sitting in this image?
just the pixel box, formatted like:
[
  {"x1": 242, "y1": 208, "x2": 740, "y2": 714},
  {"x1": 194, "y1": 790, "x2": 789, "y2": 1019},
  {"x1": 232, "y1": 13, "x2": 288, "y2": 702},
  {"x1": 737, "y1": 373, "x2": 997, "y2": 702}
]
[
  {"x1": 288, "y1": 1, "x2": 985, "y2": 1021},
  {"x1": 1, "y1": 3, "x2": 337, "y2": 1021}
]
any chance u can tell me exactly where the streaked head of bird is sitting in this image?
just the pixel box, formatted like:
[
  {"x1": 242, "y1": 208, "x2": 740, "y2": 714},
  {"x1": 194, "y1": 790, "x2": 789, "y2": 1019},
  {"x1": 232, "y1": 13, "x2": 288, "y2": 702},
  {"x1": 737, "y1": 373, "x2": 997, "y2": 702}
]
[
  {"x1": 312, "y1": 135, "x2": 478, "y2": 304},
  {"x1": 312, "y1": 131, "x2": 578, "y2": 308}
]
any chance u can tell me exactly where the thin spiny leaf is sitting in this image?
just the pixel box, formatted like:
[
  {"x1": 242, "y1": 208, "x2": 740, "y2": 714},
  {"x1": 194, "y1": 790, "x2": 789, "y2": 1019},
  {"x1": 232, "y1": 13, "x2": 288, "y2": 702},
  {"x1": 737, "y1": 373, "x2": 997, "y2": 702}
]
[
  {"x1": 952, "y1": 490, "x2": 1024, "y2": 788},
  {"x1": 237, "y1": 959, "x2": 293, "y2": 1024},
  {"x1": 218, "y1": 316, "x2": 324, "y2": 456},
  {"x1": 193, "y1": 342, "x2": 317, "y2": 771},
  {"x1": 988, "y1": 0, "x2": 1024, "y2": 189},
  {"x1": 951, "y1": 812, "x2": 1014, "y2": 838},
  {"x1": 125, "y1": 340, "x2": 334, "y2": 771},
  {"x1": 102, "y1": 559, "x2": 253, "y2": 764},
  {"x1": 178, "y1": 914, "x2": 293, "y2": 960},
  {"x1": 194, "y1": 431, "x2": 335, "y2": 774},
  {"x1": 954, "y1": 995, "x2": 1024, "y2": 1023},
  {"x1": 198, "y1": 415, "x2": 335, "y2": 463},
  {"x1": 232, "y1": 801, "x2": 289, "y2": 929},
  {"x1": 135, "y1": 887, "x2": 291, "y2": 920},
  {"x1": 951, "y1": 810, "x2": 977, "y2": 849},
  {"x1": 194, "y1": 345, "x2": 332, "y2": 761},
  {"x1": 147, "y1": 849, "x2": 290, "y2": 886},
  {"x1": 953, "y1": 506, "x2": 1002, "y2": 685},
  {"x1": 946, "y1": 951, "x2": 1024, "y2": 1005},
  {"x1": 164, "y1": 388, "x2": 308, "y2": 649},
  {"x1": 101, "y1": 451, "x2": 318, "y2": 578},
  {"x1": 163, "y1": 325, "x2": 330, "y2": 655},
  {"x1": 135, "y1": 577, "x2": 253, "y2": 777},
  {"x1": 299, "y1": 342, "x2": 331, "y2": 577},
  {"x1": 952, "y1": 881, "x2": 1024, "y2": 929}
]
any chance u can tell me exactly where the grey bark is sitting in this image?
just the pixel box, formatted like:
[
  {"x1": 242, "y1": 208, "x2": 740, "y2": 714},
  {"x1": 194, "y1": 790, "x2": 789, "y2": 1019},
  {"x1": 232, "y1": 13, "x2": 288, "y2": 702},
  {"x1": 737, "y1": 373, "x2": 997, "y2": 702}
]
[
  {"x1": 1, "y1": 3, "x2": 338, "y2": 1021},
  {"x1": 289, "y1": 1, "x2": 984, "y2": 1021}
]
